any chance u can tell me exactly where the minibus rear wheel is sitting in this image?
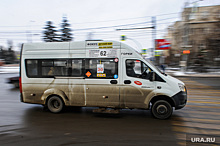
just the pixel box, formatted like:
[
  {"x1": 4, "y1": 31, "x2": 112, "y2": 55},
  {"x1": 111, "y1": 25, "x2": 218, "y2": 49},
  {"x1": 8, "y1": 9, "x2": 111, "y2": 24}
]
[
  {"x1": 47, "y1": 96, "x2": 64, "y2": 113},
  {"x1": 151, "y1": 100, "x2": 173, "y2": 120}
]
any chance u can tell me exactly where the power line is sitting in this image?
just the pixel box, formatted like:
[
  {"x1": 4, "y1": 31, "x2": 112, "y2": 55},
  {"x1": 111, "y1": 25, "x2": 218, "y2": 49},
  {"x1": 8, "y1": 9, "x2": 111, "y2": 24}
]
[
  {"x1": 157, "y1": 16, "x2": 180, "y2": 22},
  {"x1": 74, "y1": 21, "x2": 152, "y2": 31},
  {"x1": 156, "y1": 12, "x2": 180, "y2": 17},
  {"x1": 0, "y1": 12, "x2": 180, "y2": 29},
  {"x1": 0, "y1": 25, "x2": 42, "y2": 28},
  {"x1": 0, "y1": 12, "x2": 183, "y2": 46},
  {"x1": 70, "y1": 12, "x2": 180, "y2": 25}
]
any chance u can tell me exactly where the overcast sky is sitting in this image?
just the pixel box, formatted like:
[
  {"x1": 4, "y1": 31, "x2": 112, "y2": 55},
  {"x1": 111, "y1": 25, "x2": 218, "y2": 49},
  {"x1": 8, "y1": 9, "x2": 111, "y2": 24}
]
[{"x1": 0, "y1": 0, "x2": 219, "y2": 51}]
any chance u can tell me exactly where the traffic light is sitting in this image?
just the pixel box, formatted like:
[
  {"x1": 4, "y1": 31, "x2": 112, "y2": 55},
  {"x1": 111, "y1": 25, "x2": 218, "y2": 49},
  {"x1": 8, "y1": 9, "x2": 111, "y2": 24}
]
[{"x1": 121, "y1": 35, "x2": 126, "y2": 41}]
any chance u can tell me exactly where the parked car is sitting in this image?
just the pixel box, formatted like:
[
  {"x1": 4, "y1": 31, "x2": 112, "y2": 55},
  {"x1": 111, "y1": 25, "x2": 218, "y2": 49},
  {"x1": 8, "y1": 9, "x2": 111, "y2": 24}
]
[{"x1": 7, "y1": 76, "x2": 19, "y2": 88}]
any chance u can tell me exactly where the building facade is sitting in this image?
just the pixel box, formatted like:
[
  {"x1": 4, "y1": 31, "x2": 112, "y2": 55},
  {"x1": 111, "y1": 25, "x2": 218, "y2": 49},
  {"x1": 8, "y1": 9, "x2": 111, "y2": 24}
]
[{"x1": 168, "y1": 5, "x2": 220, "y2": 67}]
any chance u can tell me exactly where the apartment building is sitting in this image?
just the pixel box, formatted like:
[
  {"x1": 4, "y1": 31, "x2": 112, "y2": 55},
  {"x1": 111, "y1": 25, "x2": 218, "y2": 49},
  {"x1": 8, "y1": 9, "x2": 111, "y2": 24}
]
[{"x1": 168, "y1": 5, "x2": 220, "y2": 66}]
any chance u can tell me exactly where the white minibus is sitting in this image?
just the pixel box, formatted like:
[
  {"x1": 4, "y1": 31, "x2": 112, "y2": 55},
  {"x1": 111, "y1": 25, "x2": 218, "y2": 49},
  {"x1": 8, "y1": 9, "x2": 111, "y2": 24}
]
[{"x1": 20, "y1": 40, "x2": 187, "y2": 119}]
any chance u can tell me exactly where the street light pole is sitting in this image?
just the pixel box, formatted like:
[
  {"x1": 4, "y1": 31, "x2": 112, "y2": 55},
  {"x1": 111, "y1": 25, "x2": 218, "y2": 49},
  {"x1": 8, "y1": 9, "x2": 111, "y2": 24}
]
[{"x1": 152, "y1": 16, "x2": 156, "y2": 61}]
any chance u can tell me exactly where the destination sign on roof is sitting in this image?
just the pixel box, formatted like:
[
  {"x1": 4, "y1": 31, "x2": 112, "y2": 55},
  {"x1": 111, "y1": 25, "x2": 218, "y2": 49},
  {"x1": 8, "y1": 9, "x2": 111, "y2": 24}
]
[
  {"x1": 98, "y1": 42, "x2": 113, "y2": 46},
  {"x1": 86, "y1": 42, "x2": 113, "y2": 47}
]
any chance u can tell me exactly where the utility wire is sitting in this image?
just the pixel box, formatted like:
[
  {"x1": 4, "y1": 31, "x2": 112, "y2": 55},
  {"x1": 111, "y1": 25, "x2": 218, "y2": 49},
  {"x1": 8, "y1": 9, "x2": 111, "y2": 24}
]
[
  {"x1": 0, "y1": 12, "x2": 180, "y2": 28},
  {"x1": 0, "y1": 12, "x2": 183, "y2": 45}
]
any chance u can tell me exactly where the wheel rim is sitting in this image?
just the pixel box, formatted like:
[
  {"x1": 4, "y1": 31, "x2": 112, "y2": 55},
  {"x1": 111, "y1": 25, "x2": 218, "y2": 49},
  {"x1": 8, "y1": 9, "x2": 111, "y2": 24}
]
[
  {"x1": 156, "y1": 105, "x2": 167, "y2": 115},
  {"x1": 151, "y1": 100, "x2": 173, "y2": 119},
  {"x1": 47, "y1": 96, "x2": 64, "y2": 113},
  {"x1": 51, "y1": 99, "x2": 60, "y2": 109}
]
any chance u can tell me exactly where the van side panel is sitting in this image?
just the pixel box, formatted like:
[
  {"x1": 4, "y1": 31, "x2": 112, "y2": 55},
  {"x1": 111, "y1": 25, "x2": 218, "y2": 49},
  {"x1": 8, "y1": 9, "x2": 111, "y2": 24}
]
[
  {"x1": 69, "y1": 42, "x2": 86, "y2": 106},
  {"x1": 120, "y1": 44, "x2": 155, "y2": 109},
  {"x1": 22, "y1": 43, "x2": 70, "y2": 58},
  {"x1": 22, "y1": 79, "x2": 69, "y2": 105},
  {"x1": 69, "y1": 41, "x2": 86, "y2": 58},
  {"x1": 84, "y1": 41, "x2": 121, "y2": 108},
  {"x1": 21, "y1": 42, "x2": 70, "y2": 105}
]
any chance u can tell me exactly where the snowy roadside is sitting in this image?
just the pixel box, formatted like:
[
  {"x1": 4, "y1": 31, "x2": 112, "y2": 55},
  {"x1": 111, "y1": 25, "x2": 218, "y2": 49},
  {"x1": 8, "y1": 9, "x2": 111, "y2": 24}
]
[{"x1": 0, "y1": 65, "x2": 19, "y2": 74}]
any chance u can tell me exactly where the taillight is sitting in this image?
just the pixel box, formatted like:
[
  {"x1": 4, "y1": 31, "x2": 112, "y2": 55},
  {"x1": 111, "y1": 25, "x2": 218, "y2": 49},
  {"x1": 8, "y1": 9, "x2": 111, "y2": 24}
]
[{"x1": 19, "y1": 77, "x2": 22, "y2": 93}]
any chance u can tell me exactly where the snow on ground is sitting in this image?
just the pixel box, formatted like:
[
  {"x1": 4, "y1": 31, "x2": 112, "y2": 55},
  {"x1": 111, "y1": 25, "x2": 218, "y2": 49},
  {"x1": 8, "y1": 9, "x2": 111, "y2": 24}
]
[{"x1": 0, "y1": 66, "x2": 19, "y2": 73}]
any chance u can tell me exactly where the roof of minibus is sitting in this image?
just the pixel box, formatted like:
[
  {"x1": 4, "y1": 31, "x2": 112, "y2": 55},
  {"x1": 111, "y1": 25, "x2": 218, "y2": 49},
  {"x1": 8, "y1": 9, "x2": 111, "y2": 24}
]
[
  {"x1": 22, "y1": 40, "x2": 137, "y2": 57},
  {"x1": 22, "y1": 40, "x2": 124, "y2": 49}
]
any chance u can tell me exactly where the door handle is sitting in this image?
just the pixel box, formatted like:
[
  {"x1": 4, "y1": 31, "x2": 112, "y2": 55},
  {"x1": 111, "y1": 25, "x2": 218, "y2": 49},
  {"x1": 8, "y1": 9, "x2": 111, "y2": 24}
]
[
  {"x1": 124, "y1": 80, "x2": 131, "y2": 84},
  {"x1": 110, "y1": 80, "x2": 117, "y2": 84}
]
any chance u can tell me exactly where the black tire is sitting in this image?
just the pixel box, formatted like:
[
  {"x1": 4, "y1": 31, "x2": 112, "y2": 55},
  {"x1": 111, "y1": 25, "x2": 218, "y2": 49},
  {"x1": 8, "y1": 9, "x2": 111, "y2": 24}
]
[
  {"x1": 151, "y1": 100, "x2": 173, "y2": 120},
  {"x1": 47, "y1": 96, "x2": 64, "y2": 113}
]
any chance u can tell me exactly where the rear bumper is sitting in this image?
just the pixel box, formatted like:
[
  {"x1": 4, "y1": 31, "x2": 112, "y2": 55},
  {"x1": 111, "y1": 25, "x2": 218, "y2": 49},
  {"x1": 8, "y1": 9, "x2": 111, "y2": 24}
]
[{"x1": 172, "y1": 91, "x2": 187, "y2": 110}]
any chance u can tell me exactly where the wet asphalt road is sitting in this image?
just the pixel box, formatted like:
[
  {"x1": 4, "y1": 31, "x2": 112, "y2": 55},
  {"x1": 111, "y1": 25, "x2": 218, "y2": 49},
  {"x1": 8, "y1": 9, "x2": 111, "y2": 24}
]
[{"x1": 0, "y1": 74, "x2": 220, "y2": 146}]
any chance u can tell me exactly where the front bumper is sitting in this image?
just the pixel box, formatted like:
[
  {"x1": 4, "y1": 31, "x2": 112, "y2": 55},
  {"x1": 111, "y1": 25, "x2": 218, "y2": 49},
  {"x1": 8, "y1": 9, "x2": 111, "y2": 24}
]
[{"x1": 172, "y1": 91, "x2": 187, "y2": 110}]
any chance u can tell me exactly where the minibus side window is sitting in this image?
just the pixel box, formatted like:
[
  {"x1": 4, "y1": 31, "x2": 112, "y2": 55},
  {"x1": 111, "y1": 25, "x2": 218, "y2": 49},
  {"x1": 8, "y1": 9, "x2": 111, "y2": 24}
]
[
  {"x1": 26, "y1": 59, "x2": 69, "y2": 78},
  {"x1": 42, "y1": 60, "x2": 68, "y2": 77},
  {"x1": 42, "y1": 60, "x2": 53, "y2": 76},
  {"x1": 26, "y1": 60, "x2": 38, "y2": 77},
  {"x1": 126, "y1": 60, "x2": 141, "y2": 77},
  {"x1": 86, "y1": 58, "x2": 118, "y2": 79},
  {"x1": 126, "y1": 59, "x2": 151, "y2": 80},
  {"x1": 71, "y1": 59, "x2": 84, "y2": 76},
  {"x1": 54, "y1": 60, "x2": 68, "y2": 76}
]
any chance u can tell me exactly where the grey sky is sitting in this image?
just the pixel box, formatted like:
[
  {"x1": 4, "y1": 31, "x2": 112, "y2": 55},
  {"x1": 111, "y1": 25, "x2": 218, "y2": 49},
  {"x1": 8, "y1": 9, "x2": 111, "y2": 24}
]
[{"x1": 0, "y1": 0, "x2": 219, "y2": 51}]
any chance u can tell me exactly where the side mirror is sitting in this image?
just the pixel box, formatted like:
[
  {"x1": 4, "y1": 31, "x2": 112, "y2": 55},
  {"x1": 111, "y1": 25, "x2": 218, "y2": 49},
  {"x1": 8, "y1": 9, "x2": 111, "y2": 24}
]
[{"x1": 149, "y1": 72, "x2": 155, "y2": 82}]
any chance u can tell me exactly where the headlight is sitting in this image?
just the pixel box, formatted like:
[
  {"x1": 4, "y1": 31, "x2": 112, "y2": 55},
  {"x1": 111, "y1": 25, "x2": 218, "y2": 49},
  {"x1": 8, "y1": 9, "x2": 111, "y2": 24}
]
[{"x1": 178, "y1": 83, "x2": 186, "y2": 92}]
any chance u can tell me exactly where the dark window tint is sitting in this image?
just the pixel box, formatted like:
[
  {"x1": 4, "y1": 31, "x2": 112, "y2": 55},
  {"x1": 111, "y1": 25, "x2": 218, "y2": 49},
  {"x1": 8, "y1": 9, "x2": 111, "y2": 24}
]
[
  {"x1": 71, "y1": 59, "x2": 84, "y2": 76},
  {"x1": 26, "y1": 59, "x2": 69, "y2": 78},
  {"x1": 25, "y1": 58, "x2": 117, "y2": 79},
  {"x1": 126, "y1": 59, "x2": 151, "y2": 79},
  {"x1": 26, "y1": 60, "x2": 38, "y2": 76},
  {"x1": 42, "y1": 60, "x2": 68, "y2": 76}
]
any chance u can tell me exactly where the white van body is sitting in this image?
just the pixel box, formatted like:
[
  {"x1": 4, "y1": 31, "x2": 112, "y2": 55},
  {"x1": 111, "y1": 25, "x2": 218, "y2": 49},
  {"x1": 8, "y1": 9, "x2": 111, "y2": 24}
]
[{"x1": 20, "y1": 40, "x2": 187, "y2": 119}]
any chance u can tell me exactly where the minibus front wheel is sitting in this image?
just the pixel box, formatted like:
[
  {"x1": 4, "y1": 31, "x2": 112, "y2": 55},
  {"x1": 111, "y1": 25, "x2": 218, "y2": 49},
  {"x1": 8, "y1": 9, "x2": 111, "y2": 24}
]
[
  {"x1": 151, "y1": 100, "x2": 173, "y2": 120},
  {"x1": 47, "y1": 96, "x2": 64, "y2": 113}
]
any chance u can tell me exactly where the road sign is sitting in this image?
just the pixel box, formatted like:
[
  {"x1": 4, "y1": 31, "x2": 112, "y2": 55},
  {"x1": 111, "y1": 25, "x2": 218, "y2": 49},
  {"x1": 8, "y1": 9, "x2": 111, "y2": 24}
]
[{"x1": 155, "y1": 39, "x2": 171, "y2": 50}]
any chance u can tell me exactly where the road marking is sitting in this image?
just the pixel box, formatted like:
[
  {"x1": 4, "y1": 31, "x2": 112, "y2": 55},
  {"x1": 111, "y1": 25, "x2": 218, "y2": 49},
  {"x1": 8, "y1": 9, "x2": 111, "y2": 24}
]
[
  {"x1": 172, "y1": 78, "x2": 220, "y2": 145},
  {"x1": 187, "y1": 101, "x2": 220, "y2": 104},
  {"x1": 172, "y1": 126, "x2": 220, "y2": 135},
  {"x1": 173, "y1": 77, "x2": 220, "y2": 145},
  {"x1": 186, "y1": 105, "x2": 220, "y2": 109},
  {"x1": 172, "y1": 121, "x2": 220, "y2": 130},
  {"x1": 189, "y1": 92, "x2": 220, "y2": 94},
  {"x1": 188, "y1": 97, "x2": 220, "y2": 100},
  {"x1": 180, "y1": 110, "x2": 220, "y2": 116},
  {"x1": 173, "y1": 117, "x2": 220, "y2": 124}
]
